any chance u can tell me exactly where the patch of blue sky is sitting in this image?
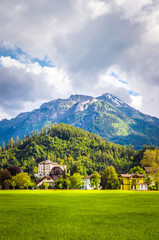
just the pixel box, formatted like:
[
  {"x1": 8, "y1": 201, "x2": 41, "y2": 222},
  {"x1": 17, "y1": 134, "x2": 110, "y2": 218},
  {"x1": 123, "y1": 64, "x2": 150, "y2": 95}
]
[
  {"x1": 128, "y1": 90, "x2": 139, "y2": 96},
  {"x1": 109, "y1": 72, "x2": 119, "y2": 79},
  {"x1": 0, "y1": 46, "x2": 23, "y2": 59},
  {"x1": 0, "y1": 46, "x2": 54, "y2": 67},
  {"x1": 32, "y1": 57, "x2": 54, "y2": 67},
  {"x1": 109, "y1": 72, "x2": 128, "y2": 85},
  {"x1": 118, "y1": 79, "x2": 128, "y2": 84}
]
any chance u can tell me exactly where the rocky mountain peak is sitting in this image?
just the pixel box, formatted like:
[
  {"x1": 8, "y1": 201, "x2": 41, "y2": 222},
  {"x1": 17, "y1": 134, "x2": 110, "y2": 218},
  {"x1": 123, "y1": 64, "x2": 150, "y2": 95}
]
[
  {"x1": 69, "y1": 94, "x2": 93, "y2": 102},
  {"x1": 97, "y1": 93, "x2": 128, "y2": 108}
]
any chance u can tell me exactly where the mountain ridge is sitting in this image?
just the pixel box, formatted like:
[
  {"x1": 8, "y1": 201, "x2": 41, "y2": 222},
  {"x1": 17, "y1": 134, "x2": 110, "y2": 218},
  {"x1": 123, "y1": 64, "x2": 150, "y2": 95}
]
[{"x1": 0, "y1": 93, "x2": 159, "y2": 149}]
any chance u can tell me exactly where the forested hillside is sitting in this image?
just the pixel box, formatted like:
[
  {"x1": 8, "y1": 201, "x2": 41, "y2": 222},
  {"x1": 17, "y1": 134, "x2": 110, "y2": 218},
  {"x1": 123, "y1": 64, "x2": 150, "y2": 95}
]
[{"x1": 0, "y1": 123, "x2": 141, "y2": 175}]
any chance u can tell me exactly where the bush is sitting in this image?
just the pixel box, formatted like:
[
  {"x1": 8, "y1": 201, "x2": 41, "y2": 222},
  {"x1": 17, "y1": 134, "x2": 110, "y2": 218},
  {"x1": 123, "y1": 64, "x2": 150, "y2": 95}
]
[
  {"x1": 101, "y1": 166, "x2": 119, "y2": 189},
  {"x1": 0, "y1": 169, "x2": 12, "y2": 189},
  {"x1": 38, "y1": 184, "x2": 45, "y2": 189},
  {"x1": 11, "y1": 172, "x2": 33, "y2": 189},
  {"x1": 149, "y1": 185, "x2": 158, "y2": 191},
  {"x1": 55, "y1": 179, "x2": 70, "y2": 189},
  {"x1": 70, "y1": 173, "x2": 83, "y2": 189}
]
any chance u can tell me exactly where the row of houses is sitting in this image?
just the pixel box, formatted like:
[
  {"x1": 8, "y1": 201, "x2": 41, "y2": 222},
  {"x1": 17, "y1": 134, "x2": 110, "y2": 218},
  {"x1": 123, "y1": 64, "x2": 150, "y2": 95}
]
[
  {"x1": 81, "y1": 173, "x2": 148, "y2": 190},
  {"x1": 36, "y1": 160, "x2": 148, "y2": 190}
]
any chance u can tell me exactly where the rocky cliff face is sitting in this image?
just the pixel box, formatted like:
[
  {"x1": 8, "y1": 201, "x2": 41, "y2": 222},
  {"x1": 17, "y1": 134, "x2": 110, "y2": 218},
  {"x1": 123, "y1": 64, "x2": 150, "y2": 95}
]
[{"x1": 0, "y1": 93, "x2": 159, "y2": 149}]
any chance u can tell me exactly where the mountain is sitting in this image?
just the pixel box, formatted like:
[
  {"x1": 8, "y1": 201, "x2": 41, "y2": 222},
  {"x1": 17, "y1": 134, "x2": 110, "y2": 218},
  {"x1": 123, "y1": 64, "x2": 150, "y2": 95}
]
[{"x1": 0, "y1": 93, "x2": 159, "y2": 149}]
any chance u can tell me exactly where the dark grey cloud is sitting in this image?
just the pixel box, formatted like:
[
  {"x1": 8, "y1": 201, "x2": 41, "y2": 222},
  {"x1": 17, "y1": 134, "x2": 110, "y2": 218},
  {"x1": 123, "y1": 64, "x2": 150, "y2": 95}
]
[
  {"x1": 54, "y1": 13, "x2": 141, "y2": 90},
  {"x1": 0, "y1": 60, "x2": 71, "y2": 116}
]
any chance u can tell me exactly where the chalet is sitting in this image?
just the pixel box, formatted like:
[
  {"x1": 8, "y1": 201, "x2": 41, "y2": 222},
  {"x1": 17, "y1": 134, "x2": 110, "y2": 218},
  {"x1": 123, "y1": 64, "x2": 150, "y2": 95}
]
[
  {"x1": 37, "y1": 176, "x2": 55, "y2": 187},
  {"x1": 120, "y1": 173, "x2": 147, "y2": 190}
]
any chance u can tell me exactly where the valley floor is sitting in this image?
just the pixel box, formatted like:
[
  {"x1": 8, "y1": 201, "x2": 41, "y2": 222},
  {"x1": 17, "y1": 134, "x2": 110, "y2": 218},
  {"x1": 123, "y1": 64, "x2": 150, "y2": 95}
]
[{"x1": 0, "y1": 190, "x2": 159, "y2": 240}]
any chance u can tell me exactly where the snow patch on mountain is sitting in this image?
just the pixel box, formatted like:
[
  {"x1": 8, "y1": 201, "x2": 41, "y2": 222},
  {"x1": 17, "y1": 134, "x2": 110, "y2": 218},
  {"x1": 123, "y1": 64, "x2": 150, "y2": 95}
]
[
  {"x1": 100, "y1": 93, "x2": 128, "y2": 108},
  {"x1": 0, "y1": 111, "x2": 10, "y2": 121},
  {"x1": 75, "y1": 98, "x2": 97, "y2": 112}
]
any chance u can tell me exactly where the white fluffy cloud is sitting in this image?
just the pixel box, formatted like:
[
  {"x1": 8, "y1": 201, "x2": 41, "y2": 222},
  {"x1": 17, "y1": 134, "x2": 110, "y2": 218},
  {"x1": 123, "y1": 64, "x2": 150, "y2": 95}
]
[{"x1": 0, "y1": 0, "x2": 159, "y2": 118}]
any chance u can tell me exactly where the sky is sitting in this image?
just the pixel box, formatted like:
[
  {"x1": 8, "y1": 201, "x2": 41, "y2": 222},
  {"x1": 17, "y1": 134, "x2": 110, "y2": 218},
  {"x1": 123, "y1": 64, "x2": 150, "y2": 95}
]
[{"x1": 0, "y1": 0, "x2": 159, "y2": 119}]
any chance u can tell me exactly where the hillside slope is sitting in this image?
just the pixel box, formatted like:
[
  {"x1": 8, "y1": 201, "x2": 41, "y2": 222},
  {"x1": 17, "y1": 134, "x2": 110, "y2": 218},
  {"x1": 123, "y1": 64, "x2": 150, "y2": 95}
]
[
  {"x1": 0, "y1": 93, "x2": 159, "y2": 149},
  {"x1": 0, "y1": 123, "x2": 136, "y2": 174}
]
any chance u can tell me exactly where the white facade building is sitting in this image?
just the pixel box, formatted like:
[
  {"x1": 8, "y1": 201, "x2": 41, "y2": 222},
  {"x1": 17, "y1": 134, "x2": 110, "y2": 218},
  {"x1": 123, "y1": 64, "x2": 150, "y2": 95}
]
[
  {"x1": 35, "y1": 160, "x2": 67, "y2": 178},
  {"x1": 81, "y1": 174, "x2": 101, "y2": 190},
  {"x1": 140, "y1": 183, "x2": 148, "y2": 190},
  {"x1": 82, "y1": 177, "x2": 93, "y2": 190}
]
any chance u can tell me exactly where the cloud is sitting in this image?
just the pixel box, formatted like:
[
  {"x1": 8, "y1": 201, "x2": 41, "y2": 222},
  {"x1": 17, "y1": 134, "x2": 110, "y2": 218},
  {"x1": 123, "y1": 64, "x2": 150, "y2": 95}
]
[
  {"x1": 87, "y1": 0, "x2": 110, "y2": 19},
  {"x1": 0, "y1": 56, "x2": 72, "y2": 116},
  {"x1": 0, "y1": 0, "x2": 159, "y2": 118}
]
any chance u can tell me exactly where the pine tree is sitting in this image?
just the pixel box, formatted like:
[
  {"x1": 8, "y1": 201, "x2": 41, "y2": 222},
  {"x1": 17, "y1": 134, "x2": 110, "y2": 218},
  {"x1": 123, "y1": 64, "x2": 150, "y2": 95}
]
[
  {"x1": 2, "y1": 142, "x2": 5, "y2": 151},
  {"x1": 16, "y1": 136, "x2": 19, "y2": 143},
  {"x1": 10, "y1": 137, "x2": 14, "y2": 148}
]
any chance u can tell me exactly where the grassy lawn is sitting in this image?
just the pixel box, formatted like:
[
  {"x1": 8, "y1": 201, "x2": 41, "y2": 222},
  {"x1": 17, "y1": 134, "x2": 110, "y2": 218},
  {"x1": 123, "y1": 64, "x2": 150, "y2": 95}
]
[{"x1": 0, "y1": 190, "x2": 159, "y2": 240}]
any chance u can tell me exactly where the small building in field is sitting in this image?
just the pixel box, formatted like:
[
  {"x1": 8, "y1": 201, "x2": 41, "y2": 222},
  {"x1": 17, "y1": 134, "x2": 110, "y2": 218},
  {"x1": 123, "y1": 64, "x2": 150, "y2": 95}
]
[
  {"x1": 35, "y1": 160, "x2": 67, "y2": 178},
  {"x1": 120, "y1": 173, "x2": 147, "y2": 190},
  {"x1": 37, "y1": 176, "x2": 55, "y2": 187},
  {"x1": 81, "y1": 173, "x2": 101, "y2": 190},
  {"x1": 82, "y1": 175, "x2": 93, "y2": 190}
]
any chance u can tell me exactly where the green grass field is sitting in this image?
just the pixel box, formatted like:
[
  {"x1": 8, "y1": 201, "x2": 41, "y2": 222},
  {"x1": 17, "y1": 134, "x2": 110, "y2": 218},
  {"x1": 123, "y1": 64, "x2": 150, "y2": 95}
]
[{"x1": 0, "y1": 190, "x2": 159, "y2": 240}]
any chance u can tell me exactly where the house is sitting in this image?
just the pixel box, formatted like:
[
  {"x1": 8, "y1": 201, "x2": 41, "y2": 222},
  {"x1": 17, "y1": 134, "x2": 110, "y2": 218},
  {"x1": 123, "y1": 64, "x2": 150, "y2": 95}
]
[
  {"x1": 120, "y1": 173, "x2": 148, "y2": 190},
  {"x1": 81, "y1": 175, "x2": 93, "y2": 190},
  {"x1": 81, "y1": 173, "x2": 101, "y2": 190},
  {"x1": 35, "y1": 160, "x2": 67, "y2": 178},
  {"x1": 37, "y1": 176, "x2": 55, "y2": 187}
]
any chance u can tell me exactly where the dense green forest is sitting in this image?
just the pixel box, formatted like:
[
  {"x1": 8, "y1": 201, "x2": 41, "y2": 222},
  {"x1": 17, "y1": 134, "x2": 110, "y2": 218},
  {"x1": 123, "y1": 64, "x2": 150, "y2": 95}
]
[{"x1": 0, "y1": 123, "x2": 152, "y2": 175}]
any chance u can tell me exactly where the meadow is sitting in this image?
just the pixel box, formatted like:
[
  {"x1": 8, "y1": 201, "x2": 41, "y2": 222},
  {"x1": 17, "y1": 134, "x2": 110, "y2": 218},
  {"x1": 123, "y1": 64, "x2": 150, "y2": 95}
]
[{"x1": 0, "y1": 190, "x2": 159, "y2": 240}]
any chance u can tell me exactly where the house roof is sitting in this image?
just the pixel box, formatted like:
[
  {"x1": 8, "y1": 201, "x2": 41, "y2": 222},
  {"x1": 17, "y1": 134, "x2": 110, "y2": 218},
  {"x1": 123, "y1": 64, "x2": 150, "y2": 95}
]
[
  {"x1": 120, "y1": 174, "x2": 132, "y2": 178},
  {"x1": 37, "y1": 175, "x2": 52, "y2": 182},
  {"x1": 39, "y1": 160, "x2": 57, "y2": 165},
  {"x1": 84, "y1": 174, "x2": 92, "y2": 179},
  {"x1": 37, "y1": 175, "x2": 55, "y2": 185},
  {"x1": 37, "y1": 174, "x2": 60, "y2": 186},
  {"x1": 38, "y1": 161, "x2": 67, "y2": 168},
  {"x1": 120, "y1": 173, "x2": 145, "y2": 178},
  {"x1": 83, "y1": 173, "x2": 101, "y2": 179}
]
